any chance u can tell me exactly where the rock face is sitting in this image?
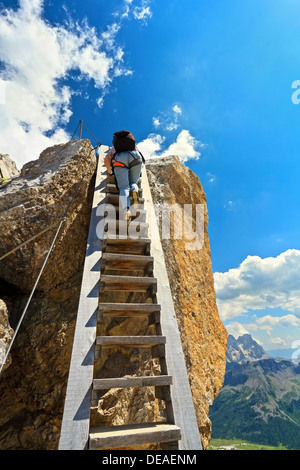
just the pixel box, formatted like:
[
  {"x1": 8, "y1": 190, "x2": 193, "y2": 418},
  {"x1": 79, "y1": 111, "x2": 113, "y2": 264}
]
[
  {"x1": 0, "y1": 140, "x2": 97, "y2": 449},
  {"x1": 0, "y1": 145, "x2": 227, "y2": 450},
  {"x1": 0, "y1": 154, "x2": 20, "y2": 180},
  {"x1": 146, "y1": 156, "x2": 228, "y2": 448},
  {"x1": 0, "y1": 300, "x2": 14, "y2": 372},
  {"x1": 0, "y1": 140, "x2": 96, "y2": 292}
]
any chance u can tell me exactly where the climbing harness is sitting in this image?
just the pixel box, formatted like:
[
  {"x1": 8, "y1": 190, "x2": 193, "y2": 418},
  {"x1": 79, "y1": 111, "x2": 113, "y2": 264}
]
[{"x1": 111, "y1": 151, "x2": 145, "y2": 170}]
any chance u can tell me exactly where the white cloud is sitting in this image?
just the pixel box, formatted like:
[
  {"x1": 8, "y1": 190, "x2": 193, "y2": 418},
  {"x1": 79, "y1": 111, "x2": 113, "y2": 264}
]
[
  {"x1": 206, "y1": 172, "x2": 216, "y2": 183},
  {"x1": 97, "y1": 97, "x2": 104, "y2": 109},
  {"x1": 137, "y1": 133, "x2": 165, "y2": 157},
  {"x1": 270, "y1": 337, "x2": 287, "y2": 346},
  {"x1": 133, "y1": 1, "x2": 152, "y2": 21},
  {"x1": 138, "y1": 130, "x2": 202, "y2": 162},
  {"x1": 257, "y1": 314, "x2": 300, "y2": 328},
  {"x1": 152, "y1": 103, "x2": 183, "y2": 132},
  {"x1": 161, "y1": 130, "x2": 201, "y2": 162},
  {"x1": 114, "y1": 0, "x2": 152, "y2": 23},
  {"x1": 0, "y1": 0, "x2": 136, "y2": 168},
  {"x1": 146, "y1": 105, "x2": 204, "y2": 161},
  {"x1": 226, "y1": 321, "x2": 250, "y2": 338},
  {"x1": 172, "y1": 104, "x2": 182, "y2": 115},
  {"x1": 214, "y1": 249, "x2": 300, "y2": 321},
  {"x1": 166, "y1": 123, "x2": 179, "y2": 131},
  {"x1": 153, "y1": 117, "x2": 161, "y2": 128},
  {"x1": 223, "y1": 200, "x2": 240, "y2": 211},
  {"x1": 0, "y1": 80, "x2": 6, "y2": 105}
]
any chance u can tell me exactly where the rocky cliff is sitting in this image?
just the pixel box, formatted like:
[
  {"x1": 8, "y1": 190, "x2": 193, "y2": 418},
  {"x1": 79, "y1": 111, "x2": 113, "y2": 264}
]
[
  {"x1": 146, "y1": 156, "x2": 228, "y2": 448},
  {"x1": 0, "y1": 141, "x2": 227, "y2": 450},
  {"x1": 0, "y1": 154, "x2": 19, "y2": 180}
]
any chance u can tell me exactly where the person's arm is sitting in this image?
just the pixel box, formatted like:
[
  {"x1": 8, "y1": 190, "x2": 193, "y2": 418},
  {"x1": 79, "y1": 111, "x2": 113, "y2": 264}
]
[
  {"x1": 104, "y1": 154, "x2": 113, "y2": 175},
  {"x1": 104, "y1": 146, "x2": 116, "y2": 175}
]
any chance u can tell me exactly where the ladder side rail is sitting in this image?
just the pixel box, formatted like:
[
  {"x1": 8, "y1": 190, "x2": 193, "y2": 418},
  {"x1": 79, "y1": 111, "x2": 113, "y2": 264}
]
[
  {"x1": 58, "y1": 146, "x2": 109, "y2": 450},
  {"x1": 141, "y1": 165, "x2": 203, "y2": 451}
]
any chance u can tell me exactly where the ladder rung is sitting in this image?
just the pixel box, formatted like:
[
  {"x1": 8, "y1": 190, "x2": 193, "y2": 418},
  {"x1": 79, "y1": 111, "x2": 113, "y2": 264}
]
[
  {"x1": 106, "y1": 193, "x2": 145, "y2": 205},
  {"x1": 102, "y1": 235, "x2": 151, "y2": 254},
  {"x1": 106, "y1": 175, "x2": 141, "y2": 185},
  {"x1": 96, "y1": 335, "x2": 166, "y2": 348},
  {"x1": 89, "y1": 422, "x2": 181, "y2": 450},
  {"x1": 104, "y1": 204, "x2": 146, "y2": 218},
  {"x1": 101, "y1": 253, "x2": 154, "y2": 273},
  {"x1": 104, "y1": 220, "x2": 149, "y2": 238},
  {"x1": 98, "y1": 302, "x2": 161, "y2": 317},
  {"x1": 93, "y1": 375, "x2": 172, "y2": 390},
  {"x1": 106, "y1": 184, "x2": 143, "y2": 195},
  {"x1": 103, "y1": 235, "x2": 151, "y2": 243},
  {"x1": 104, "y1": 219, "x2": 149, "y2": 229},
  {"x1": 100, "y1": 275, "x2": 157, "y2": 293}
]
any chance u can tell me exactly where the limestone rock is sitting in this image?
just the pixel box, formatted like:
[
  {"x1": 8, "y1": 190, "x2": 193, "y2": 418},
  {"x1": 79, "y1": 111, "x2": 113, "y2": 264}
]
[
  {"x1": 0, "y1": 154, "x2": 20, "y2": 180},
  {"x1": 0, "y1": 139, "x2": 97, "y2": 292},
  {"x1": 146, "y1": 156, "x2": 228, "y2": 449},
  {"x1": 0, "y1": 139, "x2": 97, "y2": 449},
  {"x1": 0, "y1": 299, "x2": 14, "y2": 372}
]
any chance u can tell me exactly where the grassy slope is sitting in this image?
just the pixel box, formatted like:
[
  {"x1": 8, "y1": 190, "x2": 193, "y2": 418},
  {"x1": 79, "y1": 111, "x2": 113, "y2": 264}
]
[{"x1": 209, "y1": 438, "x2": 287, "y2": 450}]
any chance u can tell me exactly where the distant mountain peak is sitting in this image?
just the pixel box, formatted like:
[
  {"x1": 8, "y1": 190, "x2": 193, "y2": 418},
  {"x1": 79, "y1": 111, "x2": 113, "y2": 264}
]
[{"x1": 226, "y1": 333, "x2": 270, "y2": 364}]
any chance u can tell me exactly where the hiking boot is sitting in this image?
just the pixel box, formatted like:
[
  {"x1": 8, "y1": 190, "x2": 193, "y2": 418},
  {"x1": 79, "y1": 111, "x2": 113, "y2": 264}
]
[
  {"x1": 125, "y1": 209, "x2": 131, "y2": 222},
  {"x1": 131, "y1": 189, "x2": 139, "y2": 205}
]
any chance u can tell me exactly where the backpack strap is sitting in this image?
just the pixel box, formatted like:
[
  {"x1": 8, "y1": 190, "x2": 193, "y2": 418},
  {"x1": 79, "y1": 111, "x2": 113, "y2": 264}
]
[
  {"x1": 128, "y1": 150, "x2": 145, "y2": 166},
  {"x1": 111, "y1": 149, "x2": 145, "y2": 170}
]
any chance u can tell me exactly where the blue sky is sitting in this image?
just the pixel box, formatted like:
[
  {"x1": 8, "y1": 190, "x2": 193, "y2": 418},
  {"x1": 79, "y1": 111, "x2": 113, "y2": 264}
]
[{"x1": 1, "y1": 0, "x2": 300, "y2": 354}]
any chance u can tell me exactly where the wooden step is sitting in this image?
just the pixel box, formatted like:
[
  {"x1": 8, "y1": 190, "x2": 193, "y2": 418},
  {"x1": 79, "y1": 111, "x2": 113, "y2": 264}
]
[
  {"x1": 98, "y1": 302, "x2": 161, "y2": 318},
  {"x1": 93, "y1": 375, "x2": 172, "y2": 390},
  {"x1": 106, "y1": 193, "x2": 145, "y2": 206},
  {"x1": 89, "y1": 422, "x2": 181, "y2": 450},
  {"x1": 104, "y1": 219, "x2": 149, "y2": 238},
  {"x1": 106, "y1": 184, "x2": 143, "y2": 196},
  {"x1": 100, "y1": 253, "x2": 154, "y2": 274},
  {"x1": 102, "y1": 236, "x2": 151, "y2": 255},
  {"x1": 96, "y1": 335, "x2": 166, "y2": 348},
  {"x1": 100, "y1": 275, "x2": 157, "y2": 295},
  {"x1": 106, "y1": 176, "x2": 142, "y2": 188},
  {"x1": 103, "y1": 204, "x2": 147, "y2": 222},
  {"x1": 104, "y1": 219, "x2": 149, "y2": 230}
]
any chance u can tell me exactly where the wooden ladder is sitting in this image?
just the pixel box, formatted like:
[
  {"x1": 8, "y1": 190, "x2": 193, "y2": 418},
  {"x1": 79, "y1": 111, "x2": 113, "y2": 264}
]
[{"x1": 58, "y1": 146, "x2": 202, "y2": 451}]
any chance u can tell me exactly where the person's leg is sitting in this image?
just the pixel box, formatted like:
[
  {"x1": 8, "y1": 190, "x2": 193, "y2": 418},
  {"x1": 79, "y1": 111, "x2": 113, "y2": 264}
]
[
  {"x1": 113, "y1": 154, "x2": 131, "y2": 220},
  {"x1": 129, "y1": 162, "x2": 142, "y2": 204},
  {"x1": 113, "y1": 166, "x2": 130, "y2": 209}
]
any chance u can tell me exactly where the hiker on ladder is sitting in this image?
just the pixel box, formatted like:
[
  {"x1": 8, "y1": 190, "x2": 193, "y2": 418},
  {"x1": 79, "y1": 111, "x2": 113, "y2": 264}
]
[{"x1": 104, "y1": 131, "x2": 145, "y2": 221}]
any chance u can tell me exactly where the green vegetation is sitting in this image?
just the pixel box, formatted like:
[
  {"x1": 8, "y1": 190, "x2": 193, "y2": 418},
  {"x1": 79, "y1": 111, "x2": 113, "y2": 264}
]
[
  {"x1": 209, "y1": 387, "x2": 300, "y2": 449},
  {"x1": 209, "y1": 438, "x2": 287, "y2": 451},
  {"x1": 0, "y1": 177, "x2": 10, "y2": 185}
]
